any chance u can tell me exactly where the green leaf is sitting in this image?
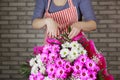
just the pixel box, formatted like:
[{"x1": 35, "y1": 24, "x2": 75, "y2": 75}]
[
  {"x1": 68, "y1": 26, "x2": 71, "y2": 33},
  {"x1": 19, "y1": 63, "x2": 31, "y2": 78},
  {"x1": 30, "y1": 55, "x2": 34, "y2": 58},
  {"x1": 60, "y1": 33, "x2": 71, "y2": 42},
  {"x1": 97, "y1": 68, "x2": 107, "y2": 80},
  {"x1": 97, "y1": 71, "x2": 104, "y2": 80}
]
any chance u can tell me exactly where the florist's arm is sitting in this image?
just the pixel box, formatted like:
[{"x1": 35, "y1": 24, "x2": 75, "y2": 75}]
[
  {"x1": 32, "y1": 0, "x2": 45, "y2": 29},
  {"x1": 68, "y1": 20, "x2": 96, "y2": 39},
  {"x1": 32, "y1": 0, "x2": 59, "y2": 38},
  {"x1": 68, "y1": 0, "x2": 97, "y2": 39},
  {"x1": 32, "y1": 18, "x2": 59, "y2": 38}
]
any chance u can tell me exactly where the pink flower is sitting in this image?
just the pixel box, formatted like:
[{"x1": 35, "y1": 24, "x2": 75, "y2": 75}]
[
  {"x1": 29, "y1": 74, "x2": 35, "y2": 80},
  {"x1": 55, "y1": 58, "x2": 65, "y2": 67},
  {"x1": 88, "y1": 71, "x2": 97, "y2": 80},
  {"x1": 77, "y1": 55, "x2": 88, "y2": 64},
  {"x1": 104, "y1": 74, "x2": 114, "y2": 80},
  {"x1": 73, "y1": 62, "x2": 83, "y2": 73},
  {"x1": 56, "y1": 67, "x2": 67, "y2": 79},
  {"x1": 46, "y1": 64, "x2": 56, "y2": 75},
  {"x1": 97, "y1": 53, "x2": 107, "y2": 69},
  {"x1": 36, "y1": 72, "x2": 44, "y2": 80},
  {"x1": 29, "y1": 72, "x2": 44, "y2": 80},
  {"x1": 94, "y1": 66, "x2": 100, "y2": 72},
  {"x1": 51, "y1": 44, "x2": 60, "y2": 53},
  {"x1": 48, "y1": 74, "x2": 56, "y2": 80},
  {"x1": 72, "y1": 71, "x2": 81, "y2": 79},
  {"x1": 72, "y1": 31, "x2": 89, "y2": 49},
  {"x1": 41, "y1": 53, "x2": 48, "y2": 63},
  {"x1": 86, "y1": 40, "x2": 98, "y2": 58},
  {"x1": 63, "y1": 62, "x2": 72, "y2": 73},
  {"x1": 86, "y1": 59, "x2": 96, "y2": 70},
  {"x1": 80, "y1": 69, "x2": 89, "y2": 79},
  {"x1": 95, "y1": 53, "x2": 108, "y2": 76},
  {"x1": 49, "y1": 52, "x2": 58, "y2": 61},
  {"x1": 72, "y1": 31, "x2": 87, "y2": 42},
  {"x1": 46, "y1": 38, "x2": 62, "y2": 45},
  {"x1": 33, "y1": 46, "x2": 44, "y2": 55},
  {"x1": 43, "y1": 44, "x2": 52, "y2": 54}
]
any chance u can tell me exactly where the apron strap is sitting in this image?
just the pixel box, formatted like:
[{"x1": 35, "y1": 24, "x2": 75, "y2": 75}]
[
  {"x1": 46, "y1": 0, "x2": 74, "y2": 12},
  {"x1": 68, "y1": 0, "x2": 74, "y2": 7},
  {"x1": 46, "y1": 0, "x2": 51, "y2": 13}
]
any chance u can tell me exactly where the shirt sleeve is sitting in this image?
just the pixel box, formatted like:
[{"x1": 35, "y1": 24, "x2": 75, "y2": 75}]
[
  {"x1": 32, "y1": 0, "x2": 45, "y2": 21},
  {"x1": 79, "y1": 0, "x2": 98, "y2": 23}
]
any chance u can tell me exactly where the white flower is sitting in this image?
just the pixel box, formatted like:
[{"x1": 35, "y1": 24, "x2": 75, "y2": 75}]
[
  {"x1": 36, "y1": 54, "x2": 43, "y2": 66},
  {"x1": 29, "y1": 58, "x2": 36, "y2": 67},
  {"x1": 36, "y1": 54, "x2": 41, "y2": 60},
  {"x1": 60, "y1": 48, "x2": 70, "y2": 58},
  {"x1": 39, "y1": 66, "x2": 46, "y2": 74},
  {"x1": 77, "y1": 47, "x2": 81, "y2": 52},
  {"x1": 78, "y1": 43, "x2": 83, "y2": 47},
  {"x1": 67, "y1": 55, "x2": 74, "y2": 62},
  {"x1": 79, "y1": 48, "x2": 87, "y2": 55},
  {"x1": 37, "y1": 59, "x2": 43, "y2": 66},
  {"x1": 62, "y1": 41, "x2": 70, "y2": 48},
  {"x1": 92, "y1": 56, "x2": 99, "y2": 63},
  {"x1": 70, "y1": 41, "x2": 79, "y2": 49},
  {"x1": 31, "y1": 64, "x2": 38, "y2": 74},
  {"x1": 34, "y1": 54, "x2": 46, "y2": 74},
  {"x1": 69, "y1": 49, "x2": 79, "y2": 60},
  {"x1": 44, "y1": 76, "x2": 52, "y2": 80},
  {"x1": 71, "y1": 50, "x2": 79, "y2": 59}
]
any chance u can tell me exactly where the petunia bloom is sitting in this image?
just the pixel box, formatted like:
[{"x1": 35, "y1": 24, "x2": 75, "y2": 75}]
[
  {"x1": 73, "y1": 62, "x2": 83, "y2": 73},
  {"x1": 56, "y1": 67, "x2": 67, "y2": 79},
  {"x1": 46, "y1": 64, "x2": 56, "y2": 75},
  {"x1": 86, "y1": 59, "x2": 96, "y2": 70},
  {"x1": 80, "y1": 69, "x2": 89, "y2": 79}
]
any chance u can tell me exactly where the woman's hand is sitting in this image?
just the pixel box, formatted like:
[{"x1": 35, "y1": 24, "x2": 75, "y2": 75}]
[
  {"x1": 68, "y1": 22, "x2": 82, "y2": 39},
  {"x1": 68, "y1": 20, "x2": 97, "y2": 39},
  {"x1": 45, "y1": 18, "x2": 60, "y2": 38}
]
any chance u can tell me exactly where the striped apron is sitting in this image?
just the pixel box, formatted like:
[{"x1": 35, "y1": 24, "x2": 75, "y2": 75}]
[{"x1": 44, "y1": 0, "x2": 78, "y2": 44}]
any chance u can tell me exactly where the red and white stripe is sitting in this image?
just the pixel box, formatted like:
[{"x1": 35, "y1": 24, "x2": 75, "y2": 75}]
[{"x1": 44, "y1": 0, "x2": 78, "y2": 43}]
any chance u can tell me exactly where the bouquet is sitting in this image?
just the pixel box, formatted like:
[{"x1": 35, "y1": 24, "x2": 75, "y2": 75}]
[{"x1": 20, "y1": 30, "x2": 114, "y2": 80}]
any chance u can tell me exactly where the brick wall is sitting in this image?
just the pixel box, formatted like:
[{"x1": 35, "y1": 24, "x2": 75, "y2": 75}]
[{"x1": 0, "y1": 0, "x2": 119, "y2": 80}]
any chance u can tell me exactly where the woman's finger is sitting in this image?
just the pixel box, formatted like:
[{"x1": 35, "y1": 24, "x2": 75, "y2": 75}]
[
  {"x1": 68, "y1": 28, "x2": 75, "y2": 38},
  {"x1": 51, "y1": 32, "x2": 54, "y2": 38},
  {"x1": 68, "y1": 31, "x2": 73, "y2": 38},
  {"x1": 54, "y1": 29, "x2": 57, "y2": 38},
  {"x1": 52, "y1": 30, "x2": 56, "y2": 38},
  {"x1": 69, "y1": 29, "x2": 77, "y2": 39},
  {"x1": 47, "y1": 29, "x2": 49, "y2": 35},
  {"x1": 57, "y1": 29, "x2": 59, "y2": 36},
  {"x1": 50, "y1": 32, "x2": 53, "y2": 38}
]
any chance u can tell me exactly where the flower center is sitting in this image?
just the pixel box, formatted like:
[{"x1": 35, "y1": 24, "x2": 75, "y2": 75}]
[
  {"x1": 89, "y1": 63, "x2": 92, "y2": 67},
  {"x1": 50, "y1": 68, "x2": 53, "y2": 71},
  {"x1": 82, "y1": 58, "x2": 84, "y2": 62},
  {"x1": 64, "y1": 52, "x2": 66, "y2": 55},
  {"x1": 52, "y1": 74, "x2": 55, "y2": 78},
  {"x1": 52, "y1": 56, "x2": 55, "y2": 59},
  {"x1": 58, "y1": 61, "x2": 62, "y2": 65},
  {"x1": 60, "y1": 70, "x2": 63, "y2": 74},
  {"x1": 73, "y1": 52, "x2": 76, "y2": 55},
  {"x1": 81, "y1": 51, "x2": 83, "y2": 54},
  {"x1": 76, "y1": 65, "x2": 79, "y2": 69},
  {"x1": 66, "y1": 65, "x2": 69, "y2": 68},
  {"x1": 82, "y1": 72, "x2": 86, "y2": 76},
  {"x1": 90, "y1": 74, "x2": 93, "y2": 78},
  {"x1": 54, "y1": 47, "x2": 57, "y2": 50},
  {"x1": 74, "y1": 44, "x2": 76, "y2": 47},
  {"x1": 44, "y1": 57, "x2": 46, "y2": 60}
]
